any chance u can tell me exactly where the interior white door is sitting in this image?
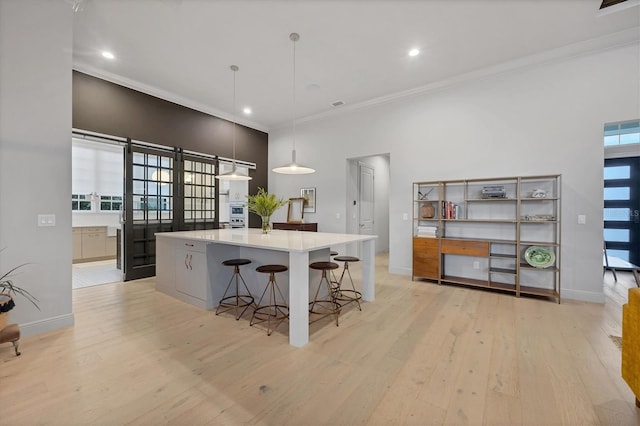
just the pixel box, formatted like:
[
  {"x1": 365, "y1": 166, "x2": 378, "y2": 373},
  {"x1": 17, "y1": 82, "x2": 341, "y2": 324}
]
[{"x1": 359, "y1": 162, "x2": 374, "y2": 235}]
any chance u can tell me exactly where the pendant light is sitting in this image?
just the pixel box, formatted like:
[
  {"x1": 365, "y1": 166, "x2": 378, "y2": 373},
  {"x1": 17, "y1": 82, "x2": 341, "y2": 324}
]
[
  {"x1": 216, "y1": 65, "x2": 252, "y2": 181},
  {"x1": 272, "y1": 33, "x2": 315, "y2": 175}
]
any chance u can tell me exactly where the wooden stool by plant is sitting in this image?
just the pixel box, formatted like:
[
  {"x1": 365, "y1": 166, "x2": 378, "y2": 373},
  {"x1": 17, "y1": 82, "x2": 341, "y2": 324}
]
[
  {"x1": 0, "y1": 294, "x2": 20, "y2": 356},
  {"x1": 0, "y1": 251, "x2": 40, "y2": 356},
  {"x1": 0, "y1": 323, "x2": 20, "y2": 356}
]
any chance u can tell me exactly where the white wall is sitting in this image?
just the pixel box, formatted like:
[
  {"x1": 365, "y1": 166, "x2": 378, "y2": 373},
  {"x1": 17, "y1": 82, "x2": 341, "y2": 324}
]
[
  {"x1": 0, "y1": 1, "x2": 74, "y2": 335},
  {"x1": 345, "y1": 155, "x2": 390, "y2": 254},
  {"x1": 269, "y1": 43, "x2": 640, "y2": 303}
]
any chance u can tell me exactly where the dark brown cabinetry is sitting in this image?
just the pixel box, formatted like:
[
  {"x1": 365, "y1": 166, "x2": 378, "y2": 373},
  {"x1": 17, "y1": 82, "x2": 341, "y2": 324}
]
[{"x1": 272, "y1": 222, "x2": 318, "y2": 232}]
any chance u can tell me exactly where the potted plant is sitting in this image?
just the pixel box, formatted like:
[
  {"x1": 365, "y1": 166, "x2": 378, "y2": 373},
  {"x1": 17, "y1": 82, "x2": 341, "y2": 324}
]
[
  {"x1": 0, "y1": 249, "x2": 39, "y2": 357},
  {"x1": 0, "y1": 252, "x2": 39, "y2": 330},
  {"x1": 246, "y1": 187, "x2": 287, "y2": 233}
]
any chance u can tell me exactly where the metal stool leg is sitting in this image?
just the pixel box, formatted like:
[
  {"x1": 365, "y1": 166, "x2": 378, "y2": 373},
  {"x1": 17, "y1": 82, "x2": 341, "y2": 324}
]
[
  {"x1": 309, "y1": 270, "x2": 341, "y2": 326},
  {"x1": 336, "y1": 262, "x2": 362, "y2": 311},
  {"x1": 251, "y1": 272, "x2": 289, "y2": 336},
  {"x1": 216, "y1": 265, "x2": 255, "y2": 320}
]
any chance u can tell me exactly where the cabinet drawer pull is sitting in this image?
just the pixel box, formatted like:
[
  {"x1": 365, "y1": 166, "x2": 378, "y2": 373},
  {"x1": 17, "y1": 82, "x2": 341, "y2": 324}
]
[{"x1": 185, "y1": 243, "x2": 194, "y2": 247}]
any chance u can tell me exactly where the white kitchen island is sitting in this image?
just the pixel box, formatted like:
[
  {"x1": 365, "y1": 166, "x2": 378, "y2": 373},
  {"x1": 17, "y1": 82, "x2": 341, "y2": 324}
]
[{"x1": 155, "y1": 228, "x2": 376, "y2": 347}]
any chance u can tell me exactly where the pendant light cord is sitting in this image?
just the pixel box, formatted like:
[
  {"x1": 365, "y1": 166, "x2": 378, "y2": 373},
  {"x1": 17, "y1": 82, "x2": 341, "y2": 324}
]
[
  {"x1": 291, "y1": 33, "x2": 298, "y2": 153},
  {"x1": 232, "y1": 66, "x2": 237, "y2": 162}
]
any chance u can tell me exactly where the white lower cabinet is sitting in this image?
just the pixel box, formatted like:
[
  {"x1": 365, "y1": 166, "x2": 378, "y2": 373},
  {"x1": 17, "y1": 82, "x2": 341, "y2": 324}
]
[{"x1": 175, "y1": 242, "x2": 208, "y2": 301}]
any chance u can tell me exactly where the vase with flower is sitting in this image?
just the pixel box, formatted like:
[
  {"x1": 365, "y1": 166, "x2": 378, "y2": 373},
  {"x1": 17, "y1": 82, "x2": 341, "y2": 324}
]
[{"x1": 246, "y1": 187, "x2": 287, "y2": 233}]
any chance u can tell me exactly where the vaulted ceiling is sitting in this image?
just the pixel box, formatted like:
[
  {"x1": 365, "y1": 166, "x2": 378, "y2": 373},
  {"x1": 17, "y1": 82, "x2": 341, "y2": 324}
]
[{"x1": 72, "y1": 0, "x2": 640, "y2": 132}]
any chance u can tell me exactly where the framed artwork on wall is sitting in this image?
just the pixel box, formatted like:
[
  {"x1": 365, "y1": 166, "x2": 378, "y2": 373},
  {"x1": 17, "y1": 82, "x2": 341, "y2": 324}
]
[{"x1": 301, "y1": 187, "x2": 316, "y2": 213}]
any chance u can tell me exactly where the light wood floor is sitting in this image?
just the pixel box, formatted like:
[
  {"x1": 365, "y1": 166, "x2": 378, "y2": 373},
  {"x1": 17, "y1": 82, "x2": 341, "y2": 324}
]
[{"x1": 1, "y1": 255, "x2": 639, "y2": 425}]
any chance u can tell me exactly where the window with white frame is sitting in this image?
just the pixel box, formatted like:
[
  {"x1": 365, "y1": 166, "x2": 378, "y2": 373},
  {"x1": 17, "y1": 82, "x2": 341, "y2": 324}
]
[
  {"x1": 100, "y1": 195, "x2": 123, "y2": 211},
  {"x1": 72, "y1": 193, "x2": 93, "y2": 211},
  {"x1": 72, "y1": 138, "x2": 124, "y2": 214}
]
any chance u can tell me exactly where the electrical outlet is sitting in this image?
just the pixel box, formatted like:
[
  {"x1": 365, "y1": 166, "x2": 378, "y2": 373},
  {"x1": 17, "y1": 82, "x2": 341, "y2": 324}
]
[{"x1": 473, "y1": 261, "x2": 480, "y2": 269}]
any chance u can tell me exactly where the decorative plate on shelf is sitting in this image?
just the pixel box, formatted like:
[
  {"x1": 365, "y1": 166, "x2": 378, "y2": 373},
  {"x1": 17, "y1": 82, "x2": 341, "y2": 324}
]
[{"x1": 524, "y1": 246, "x2": 555, "y2": 268}]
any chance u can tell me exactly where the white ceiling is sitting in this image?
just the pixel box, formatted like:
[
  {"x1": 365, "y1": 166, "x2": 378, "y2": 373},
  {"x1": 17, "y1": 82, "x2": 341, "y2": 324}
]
[{"x1": 72, "y1": 0, "x2": 640, "y2": 132}]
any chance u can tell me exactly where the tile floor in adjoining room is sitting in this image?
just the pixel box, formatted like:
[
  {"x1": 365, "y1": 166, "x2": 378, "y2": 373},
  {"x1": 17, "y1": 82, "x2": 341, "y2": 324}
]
[{"x1": 72, "y1": 259, "x2": 122, "y2": 289}]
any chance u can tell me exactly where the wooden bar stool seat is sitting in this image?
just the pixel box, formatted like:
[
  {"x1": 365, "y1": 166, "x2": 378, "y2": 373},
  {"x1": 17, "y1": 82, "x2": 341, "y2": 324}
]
[
  {"x1": 309, "y1": 261, "x2": 341, "y2": 326},
  {"x1": 333, "y1": 256, "x2": 362, "y2": 311},
  {"x1": 216, "y1": 258, "x2": 255, "y2": 320},
  {"x1": 251, "y1": 264, "x2": 289, "y2": 336},
  {"x1": 0, "y1": 324, "x2": 20, "y2": 356}
]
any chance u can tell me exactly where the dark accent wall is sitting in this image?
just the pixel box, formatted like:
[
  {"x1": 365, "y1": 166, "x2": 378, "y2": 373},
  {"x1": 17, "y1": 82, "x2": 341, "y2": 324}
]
[{"x1": 72, "y1": 71, "x2": 268, "y2": 227}]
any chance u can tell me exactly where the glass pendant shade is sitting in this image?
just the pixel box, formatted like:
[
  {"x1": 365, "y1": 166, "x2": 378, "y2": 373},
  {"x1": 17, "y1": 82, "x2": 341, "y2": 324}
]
[{"x1": 216, "y1": 65, "x2": 252, "y2": 181}]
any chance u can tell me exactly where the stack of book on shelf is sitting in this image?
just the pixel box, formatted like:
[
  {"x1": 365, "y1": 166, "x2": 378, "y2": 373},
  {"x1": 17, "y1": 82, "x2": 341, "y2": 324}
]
[
  {"x1": 416, "y1": 225, "x2": 438, "y2": 238},
  {"x1": 442, "y1": 201, "x2": 461, "y2": 219}
]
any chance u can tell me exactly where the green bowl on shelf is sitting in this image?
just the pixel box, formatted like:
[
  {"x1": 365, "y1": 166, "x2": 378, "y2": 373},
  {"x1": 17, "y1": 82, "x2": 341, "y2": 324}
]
[{"x1": 524, "y1": 246, "x2": 555, "y2": 268}]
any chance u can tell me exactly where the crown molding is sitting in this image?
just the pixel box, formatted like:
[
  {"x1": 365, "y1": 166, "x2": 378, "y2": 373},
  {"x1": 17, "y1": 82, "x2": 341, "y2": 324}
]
[
  {"x1": 72, "y1": 62, "x2": 270, "y2": 133},
  {"x1": 273, "y1": 27, "x2": 640, "y2": 130}
]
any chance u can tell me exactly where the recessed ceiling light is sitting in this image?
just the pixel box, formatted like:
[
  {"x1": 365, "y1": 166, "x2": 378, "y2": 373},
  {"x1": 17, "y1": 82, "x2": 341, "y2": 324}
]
[
  {"x1": 409, "y1": 48, "x2": 420, "y2": 57},
  {"x1": 101, "y1": 51, "x2": 115, "y2": 60},
  {"x1": 243, "y1": 107, "x2": 252, "y2": 115}
]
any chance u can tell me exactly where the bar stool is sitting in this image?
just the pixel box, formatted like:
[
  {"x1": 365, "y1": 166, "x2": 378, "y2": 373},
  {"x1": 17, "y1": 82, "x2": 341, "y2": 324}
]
[
  {"x1": 251, "y1": 264, "x2": 289, "y2": 336},
  {"x1": 215, "y1": 259, "x2": 255, "y2": 320},
  {"x1": 333, "y1": 256, "x2": 362, "y2": 311},
  {"x1": 329, "y1": 251, "x2": 340, "y2": 291},
  {"x1": 309, "y1": 261, "x2": 341, "y2": 326}
]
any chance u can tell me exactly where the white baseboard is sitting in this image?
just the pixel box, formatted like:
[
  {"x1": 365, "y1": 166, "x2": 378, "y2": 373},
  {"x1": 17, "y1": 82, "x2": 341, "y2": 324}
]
[
  {"x1": 19, "y1": 313, "x2": 75, "y2": 338},
  {"x1": 389, "y1": 266, "x2": 412, "y2": 276},
  {"x1": 560, "y1": 288, "x2": 605, "y2": 304}
]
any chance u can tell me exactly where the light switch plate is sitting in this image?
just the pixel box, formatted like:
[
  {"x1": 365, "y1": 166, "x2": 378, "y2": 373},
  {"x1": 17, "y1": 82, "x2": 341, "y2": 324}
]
[{"x1": 38, "y1": 214, "x2": 56, "y2": 227}]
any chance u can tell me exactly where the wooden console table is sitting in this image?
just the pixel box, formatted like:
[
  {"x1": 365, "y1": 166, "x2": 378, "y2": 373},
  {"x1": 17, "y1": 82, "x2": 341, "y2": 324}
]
[{"x1": 272, "y1": 222, "x2": 317, "y2": 232}]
